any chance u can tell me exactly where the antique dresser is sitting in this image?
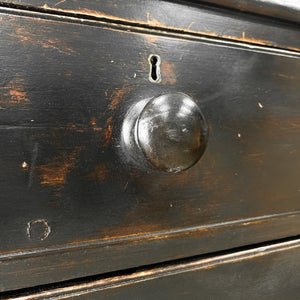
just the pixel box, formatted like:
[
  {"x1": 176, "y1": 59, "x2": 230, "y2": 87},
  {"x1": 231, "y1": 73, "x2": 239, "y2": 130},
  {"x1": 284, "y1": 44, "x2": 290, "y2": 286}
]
[{"x1": 0, "y1": 0, "x2": 299, "y2": 298}]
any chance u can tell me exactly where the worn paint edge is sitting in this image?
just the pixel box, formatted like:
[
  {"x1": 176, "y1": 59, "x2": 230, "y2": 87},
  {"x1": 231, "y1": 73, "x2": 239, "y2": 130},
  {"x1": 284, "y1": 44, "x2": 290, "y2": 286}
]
[
  {"x1": 0, "y1": 4, "x2": 299, "y2": 56},
  {"x1": 8, "y1": 2, "x2": 300, "y2": 51},
  {"x1": 1, "y1": 210, "x2": 300, "y2": 261},
  {"x1": 6, "y1": 238, "x2": 300, "y2": 299}
]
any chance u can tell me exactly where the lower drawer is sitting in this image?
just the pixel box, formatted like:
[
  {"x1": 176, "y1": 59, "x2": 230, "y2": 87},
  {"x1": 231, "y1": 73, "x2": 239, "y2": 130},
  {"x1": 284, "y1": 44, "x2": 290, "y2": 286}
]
[{"x1": 5, "y1": 238, "x2": 300, "y2": 299}]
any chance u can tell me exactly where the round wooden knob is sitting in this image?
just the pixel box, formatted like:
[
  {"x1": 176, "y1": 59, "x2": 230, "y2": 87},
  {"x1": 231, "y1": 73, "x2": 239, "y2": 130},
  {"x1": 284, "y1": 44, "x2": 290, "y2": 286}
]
[{"x1": 121, "y1": 93, "x2": 208, "y2": 172}]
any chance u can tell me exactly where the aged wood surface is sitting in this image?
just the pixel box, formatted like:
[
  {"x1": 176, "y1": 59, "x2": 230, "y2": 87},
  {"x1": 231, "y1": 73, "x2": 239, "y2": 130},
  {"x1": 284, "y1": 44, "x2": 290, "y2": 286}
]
[
  {"x1": 1, "y1": 215, "x2": 300, "y2": 293},
  {"x1": 200, "y1": 0, "x2": 300, "y2": 23},
  {"x1": 0, "y1": 7, "x2": 300, "y2": 291},
  {"x1": 3, "y1": 239, "x2": 300, "y2": 299},
  {"x1": 1, "y1": 0, "x2": 300, "y2": 51}
]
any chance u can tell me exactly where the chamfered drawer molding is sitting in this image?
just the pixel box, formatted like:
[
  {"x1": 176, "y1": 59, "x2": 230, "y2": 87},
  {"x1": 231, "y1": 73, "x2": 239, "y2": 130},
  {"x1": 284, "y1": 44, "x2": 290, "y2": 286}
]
[
  {"x1": 0, "y1": 6, "x2": 300, "y2": 291},
  {"x1": 0, "y1": 0, "x2": 300, "y2": 51},
  {"x1": 3, "y1": 239, "x2": 300, "y2": 299}
]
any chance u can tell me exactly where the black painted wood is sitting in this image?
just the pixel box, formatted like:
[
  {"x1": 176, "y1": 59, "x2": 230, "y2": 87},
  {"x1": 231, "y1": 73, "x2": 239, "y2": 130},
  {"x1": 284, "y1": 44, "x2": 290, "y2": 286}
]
[
  {"x1": 1, "y1": 214, "x2": 300, "y2": 293},
  {"x1": 1, "y1": 0, "x2": 300, "y2": 51},
  {"x1": 199, "y1": 0, "x2": 300, "y2": 23},
  {"x1": 4, "y1": 239, "x2": 300, "y2": 299},
  {"x1": 0, "y1": 8, "x2": 300, "y2": 291}
]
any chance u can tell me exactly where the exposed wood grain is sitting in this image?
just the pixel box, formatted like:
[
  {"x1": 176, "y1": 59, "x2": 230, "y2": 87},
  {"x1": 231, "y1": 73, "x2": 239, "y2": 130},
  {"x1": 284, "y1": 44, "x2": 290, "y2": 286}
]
[
  {"x1": 4, "y1": 239, "x2": 300, "y2": 299},
  {"x1": 0, "y1": 8, "x2": 300, "y2": 292},
  {"x1": 0, "y1": 0, "x2": 300, "y2": 51}
]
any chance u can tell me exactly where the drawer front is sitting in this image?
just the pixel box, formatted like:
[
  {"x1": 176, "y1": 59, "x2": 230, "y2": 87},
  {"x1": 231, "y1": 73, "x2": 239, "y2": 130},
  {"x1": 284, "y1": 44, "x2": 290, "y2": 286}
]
[
  {"x1": 4, "y1": 239, "x2": 300, "y2": 299},
  {"x1": 1, "y1": 0, "x2": 300, "y2": 50},
  {"x1": 0, "y1": 7, "x2": 300, "y2": 291}
]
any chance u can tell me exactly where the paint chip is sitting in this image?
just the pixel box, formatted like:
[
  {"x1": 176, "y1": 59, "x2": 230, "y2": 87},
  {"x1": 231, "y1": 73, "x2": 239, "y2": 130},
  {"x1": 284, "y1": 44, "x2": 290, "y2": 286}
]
[
  {"x1": 26, "y1": 219, "x2": 51, "y2": 241},
  {"x1": 22, "y1": 161, "x2": 28, "y2": 168}
]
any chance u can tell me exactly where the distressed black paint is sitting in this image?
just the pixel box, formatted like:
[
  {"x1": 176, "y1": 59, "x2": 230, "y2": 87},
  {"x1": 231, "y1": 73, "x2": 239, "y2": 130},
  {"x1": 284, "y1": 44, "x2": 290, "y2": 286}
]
[{"x1": 0, "y1": 0, "x2": 299, "y2": 295}]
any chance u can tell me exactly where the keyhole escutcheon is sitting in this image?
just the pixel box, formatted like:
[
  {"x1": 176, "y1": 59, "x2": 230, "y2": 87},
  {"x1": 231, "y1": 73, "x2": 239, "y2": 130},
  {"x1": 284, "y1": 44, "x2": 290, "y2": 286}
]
[{"x1": 149, "y1": 54, "x2": 161, "y2": 83}]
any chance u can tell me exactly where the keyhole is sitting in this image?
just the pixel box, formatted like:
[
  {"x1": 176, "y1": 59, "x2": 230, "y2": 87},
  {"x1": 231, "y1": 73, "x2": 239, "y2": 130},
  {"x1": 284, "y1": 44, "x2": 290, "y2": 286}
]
[
  {"x1": 151, "y1": 56, "x2": 158, "y2": 81},
  {"x1": 149, "y1": 54, "x2": 161, "y2": 83}
]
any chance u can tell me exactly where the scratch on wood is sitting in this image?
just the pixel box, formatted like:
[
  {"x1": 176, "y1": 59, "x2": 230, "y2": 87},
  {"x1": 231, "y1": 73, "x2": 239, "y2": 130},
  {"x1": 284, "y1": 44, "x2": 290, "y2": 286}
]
[
  {"x1": 42, "y1": 5, "x2": 141, "y2": 25},
  {"x1": 203, "y1": 28, "x2": 290, "y2": 49},
  {"x1": 104, "y1": 116, "x2": 113, "y2": 146},
  {"x1": 124, "y1": 181, "x2": 128, "y2": 190},
  {"x1": 54, "y1": 0, "x2": 67, "y2": 6},
  {"x1": 187, "y1": 21, "x2": 194, "y2": 30},
  {"x1": 146, "y1": 12, "x2": 164, "y2": 27},
  {"x1": 34, "y1": 5, "x2": 300, "y2": 51},
  {"x1": 275, "y1": 73, "x2": 296, "y2": 80},
  {"x1": 242, "y1": 220, "x2": 264, "y2": 226}
]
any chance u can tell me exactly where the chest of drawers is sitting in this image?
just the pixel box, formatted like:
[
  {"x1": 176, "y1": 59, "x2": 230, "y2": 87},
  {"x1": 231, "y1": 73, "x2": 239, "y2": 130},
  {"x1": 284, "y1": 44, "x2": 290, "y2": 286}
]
[{"x1": 0, "y1": 0, "x2": 299, "y2": 298}]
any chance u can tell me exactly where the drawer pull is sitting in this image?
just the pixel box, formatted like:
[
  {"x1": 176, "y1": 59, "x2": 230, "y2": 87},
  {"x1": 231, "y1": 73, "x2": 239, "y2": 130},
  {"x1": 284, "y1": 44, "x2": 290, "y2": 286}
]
[{"x1": 121, "y1": 93, "x2": 208, "y2": 172}]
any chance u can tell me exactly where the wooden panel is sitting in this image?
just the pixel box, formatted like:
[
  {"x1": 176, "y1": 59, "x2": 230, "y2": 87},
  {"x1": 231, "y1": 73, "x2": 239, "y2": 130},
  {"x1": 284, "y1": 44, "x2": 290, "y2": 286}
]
[
  {"x1": 0, "y1": 9, "x2": 300, "y2": 291},
  {"x1": 200, "y1": 0, "x2": 300, "y2": 23},
  {"x1": 1, "y1": 0, "x2": 300, "y2": 51},
  {"x1": 1, "y1": 215, "x2": 299, "y2": 293},
  {"x1": 4, "y1": 239, "x2": 300, "y2": 299}
]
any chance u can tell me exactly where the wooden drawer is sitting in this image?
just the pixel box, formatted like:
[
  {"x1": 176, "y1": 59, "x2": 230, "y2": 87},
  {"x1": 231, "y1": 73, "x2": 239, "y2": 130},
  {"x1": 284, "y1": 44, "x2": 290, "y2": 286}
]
[
  {"x1": 0, "y1": 1, "x2": 300, "y2": 292},
  {"x1": 4, "y1": 239, "x2": 300, "y2": 299}
]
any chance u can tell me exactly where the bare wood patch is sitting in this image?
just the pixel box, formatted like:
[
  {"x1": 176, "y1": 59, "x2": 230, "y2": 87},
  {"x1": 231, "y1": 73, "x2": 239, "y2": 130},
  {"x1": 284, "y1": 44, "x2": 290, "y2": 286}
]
[
  {"x1": 10, "y1": 25, "x2": 78, "y2": 56},
  {"x1": 36, "y1": 146, "x2": 83, "y2": 192},
  {"x1": 161, "y1": 61, "x2": 176, "y2": 85},
  {"x1": 0, "y1": 76, "x2": 30, "y2": 109}
]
